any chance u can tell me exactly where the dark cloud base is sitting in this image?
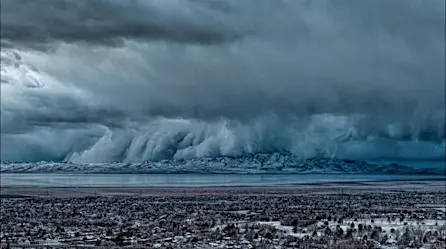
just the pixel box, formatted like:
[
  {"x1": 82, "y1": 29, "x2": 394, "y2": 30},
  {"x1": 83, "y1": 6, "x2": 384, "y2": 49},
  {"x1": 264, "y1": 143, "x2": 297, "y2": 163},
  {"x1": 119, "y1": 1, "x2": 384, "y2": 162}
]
[{"x1": 0, "y1": 0, "x2": 242, "y2": 50}]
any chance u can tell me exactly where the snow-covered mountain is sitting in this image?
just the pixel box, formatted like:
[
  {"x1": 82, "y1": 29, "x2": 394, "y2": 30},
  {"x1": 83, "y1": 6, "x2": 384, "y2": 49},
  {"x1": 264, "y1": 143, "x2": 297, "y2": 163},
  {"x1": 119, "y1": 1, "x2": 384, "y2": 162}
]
[{"x1": 0, "y1": 152, "x2": 442, "y2": 174}]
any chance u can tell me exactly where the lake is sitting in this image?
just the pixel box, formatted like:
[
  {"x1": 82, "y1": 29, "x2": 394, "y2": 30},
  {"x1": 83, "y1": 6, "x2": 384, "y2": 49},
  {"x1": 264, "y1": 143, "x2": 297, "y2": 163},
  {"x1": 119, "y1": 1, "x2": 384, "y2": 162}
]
[{"x1": 1, "y1": 173, "x2": 444, "y2": 187}]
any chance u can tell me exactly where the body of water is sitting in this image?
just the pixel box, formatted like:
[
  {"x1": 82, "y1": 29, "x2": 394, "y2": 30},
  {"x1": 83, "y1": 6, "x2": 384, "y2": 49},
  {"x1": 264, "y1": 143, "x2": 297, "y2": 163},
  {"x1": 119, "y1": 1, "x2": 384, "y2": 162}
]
[{"x1": 1, "y1": 173, "x2": 444, "y2": 187}]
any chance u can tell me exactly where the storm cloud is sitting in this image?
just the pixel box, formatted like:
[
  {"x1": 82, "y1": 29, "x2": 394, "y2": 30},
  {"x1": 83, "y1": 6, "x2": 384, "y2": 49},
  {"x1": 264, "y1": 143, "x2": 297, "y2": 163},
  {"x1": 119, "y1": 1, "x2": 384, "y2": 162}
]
[
  {"x1": 1, "y1": 0, "x2": 445, "y2": 163},
  {"x1": 0, "y1": 0, "x2": 243, "y2": 48}
]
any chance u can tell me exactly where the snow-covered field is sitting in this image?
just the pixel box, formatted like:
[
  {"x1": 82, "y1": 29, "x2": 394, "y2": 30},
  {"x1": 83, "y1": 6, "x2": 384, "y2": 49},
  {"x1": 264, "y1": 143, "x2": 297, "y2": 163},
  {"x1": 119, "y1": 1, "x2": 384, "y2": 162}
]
[{"x1": 1, "y1": 185, "x2": 445, "y2": 248}]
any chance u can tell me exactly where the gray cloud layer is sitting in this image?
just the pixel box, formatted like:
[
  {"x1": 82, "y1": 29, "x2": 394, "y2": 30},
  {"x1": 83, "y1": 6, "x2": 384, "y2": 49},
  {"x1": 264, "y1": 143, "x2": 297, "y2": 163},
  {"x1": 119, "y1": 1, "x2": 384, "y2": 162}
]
[
  {"x1": 1, "y1": 0, "x2": 445, "y2": 162},
  {"x1": 1, "y1": 0, "x2": 242, "y2": 49}
]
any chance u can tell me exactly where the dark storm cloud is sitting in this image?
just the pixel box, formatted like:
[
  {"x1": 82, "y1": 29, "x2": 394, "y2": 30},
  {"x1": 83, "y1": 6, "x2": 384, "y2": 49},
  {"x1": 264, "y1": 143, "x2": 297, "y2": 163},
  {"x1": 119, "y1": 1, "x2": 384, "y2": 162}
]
[
  {"x1": 1, "y1": 93, "x2": 134, "y2": 135},
  {"x1": 1, "y1": 0, "x2": 445, "y2": 162},
  {"x1": 0, "y1": 0, "x2": 242, "y2": 48}
]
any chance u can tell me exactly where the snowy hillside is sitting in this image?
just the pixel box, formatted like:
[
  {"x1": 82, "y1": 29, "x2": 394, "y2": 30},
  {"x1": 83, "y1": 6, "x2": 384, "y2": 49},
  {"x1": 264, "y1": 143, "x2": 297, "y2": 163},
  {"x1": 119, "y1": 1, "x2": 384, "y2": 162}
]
[{"x1": 1, "y1": 153, "x2": 442, "y2": 174}]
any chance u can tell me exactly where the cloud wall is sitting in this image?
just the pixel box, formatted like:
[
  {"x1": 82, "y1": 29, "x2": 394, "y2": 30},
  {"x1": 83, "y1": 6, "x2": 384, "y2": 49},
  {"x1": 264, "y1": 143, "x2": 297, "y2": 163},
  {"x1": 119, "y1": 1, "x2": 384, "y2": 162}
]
[{"x1": 1, "y1": 0, "x2": 444, "y2": 163}]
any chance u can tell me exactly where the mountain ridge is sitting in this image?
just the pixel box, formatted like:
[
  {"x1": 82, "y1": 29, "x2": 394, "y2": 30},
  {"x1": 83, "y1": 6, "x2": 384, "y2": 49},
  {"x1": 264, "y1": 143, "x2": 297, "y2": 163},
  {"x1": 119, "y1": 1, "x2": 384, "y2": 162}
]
[{"x1": 1, "y1": 152, "x2": 443, "y2": 174}]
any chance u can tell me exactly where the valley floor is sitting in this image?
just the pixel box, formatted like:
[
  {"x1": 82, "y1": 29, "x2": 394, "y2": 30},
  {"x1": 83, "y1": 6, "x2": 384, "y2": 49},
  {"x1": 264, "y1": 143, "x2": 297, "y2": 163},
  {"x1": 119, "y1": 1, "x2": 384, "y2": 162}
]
[{"x1": 1, "y1": 181, "x2": 445, "y2": 249}]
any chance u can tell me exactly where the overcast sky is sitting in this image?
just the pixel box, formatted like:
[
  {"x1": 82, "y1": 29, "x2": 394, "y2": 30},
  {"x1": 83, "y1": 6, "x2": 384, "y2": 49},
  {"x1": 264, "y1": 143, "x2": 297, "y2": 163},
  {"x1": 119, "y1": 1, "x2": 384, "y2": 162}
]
[{"x1": 1, "y1": 0, "x2": 445, "y2": 163}]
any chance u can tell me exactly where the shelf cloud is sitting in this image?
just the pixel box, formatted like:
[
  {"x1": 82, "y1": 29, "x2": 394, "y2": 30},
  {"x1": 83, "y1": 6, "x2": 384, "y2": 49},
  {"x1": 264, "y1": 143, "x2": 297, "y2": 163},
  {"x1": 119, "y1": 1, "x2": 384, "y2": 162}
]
[{"x1": 1, "y1": 0, "x2": 444, "y2": 163}]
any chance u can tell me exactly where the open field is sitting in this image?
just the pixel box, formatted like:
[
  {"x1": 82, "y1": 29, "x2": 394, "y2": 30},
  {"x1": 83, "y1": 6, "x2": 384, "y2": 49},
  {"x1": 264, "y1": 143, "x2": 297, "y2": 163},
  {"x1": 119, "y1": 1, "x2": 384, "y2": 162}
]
[{"x1": 1, "y1": 181, "x2": 445, "y2": 248}]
